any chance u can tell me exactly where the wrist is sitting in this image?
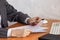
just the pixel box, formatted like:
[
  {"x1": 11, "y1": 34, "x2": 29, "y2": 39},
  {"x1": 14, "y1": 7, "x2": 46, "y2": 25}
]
[
  {"x1": 25, "y1": 17, "x2": 31, "y2": 24},
  {"x1": 27, "y1": 18, "x2": 31, "y2": 25}
]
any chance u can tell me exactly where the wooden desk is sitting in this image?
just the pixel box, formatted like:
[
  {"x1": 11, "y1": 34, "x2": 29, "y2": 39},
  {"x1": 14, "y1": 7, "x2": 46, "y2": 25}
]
[{"x1": 0, "y1": 19, "x2": 60, "y2": 40}]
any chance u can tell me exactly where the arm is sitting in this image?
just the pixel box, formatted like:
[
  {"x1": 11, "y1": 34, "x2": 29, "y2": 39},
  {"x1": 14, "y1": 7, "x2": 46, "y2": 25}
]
[
  {"x1": 0, "y1": 28, "x2": 31, "y2": 38},
  {"x1": 0, "y1": 28, "x2": 8, "y2": 38},
  {"x1": 6, "y1": 1, "x2": 30, "y2": 24},
  {"x1": 6, "y1": 1, "x2": 41, "y2": 26}
]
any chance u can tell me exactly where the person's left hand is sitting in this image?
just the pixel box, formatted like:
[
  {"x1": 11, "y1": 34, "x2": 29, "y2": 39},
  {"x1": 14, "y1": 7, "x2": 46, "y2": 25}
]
[{"x1": 27, "y1": 17, "x2": 41, "y2": 26}]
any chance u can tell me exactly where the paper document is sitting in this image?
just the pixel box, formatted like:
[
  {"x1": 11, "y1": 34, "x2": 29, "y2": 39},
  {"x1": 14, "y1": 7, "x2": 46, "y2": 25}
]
[{"x1": 13, "y1": 25, "x2": 47, "y2": 32}]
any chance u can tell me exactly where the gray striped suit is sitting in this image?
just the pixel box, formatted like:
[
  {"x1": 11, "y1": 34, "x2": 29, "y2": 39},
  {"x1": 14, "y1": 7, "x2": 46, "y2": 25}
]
[{"x1": 0, "y1": 0, "x2": 29, "y2": 37}]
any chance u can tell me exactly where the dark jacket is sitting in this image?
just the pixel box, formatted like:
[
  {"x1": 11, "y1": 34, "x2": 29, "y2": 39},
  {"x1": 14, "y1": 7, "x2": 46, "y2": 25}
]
[
  {"x1": 6, "y1": 1, "x2": 29, "y2": 24},
  {"x1": 0, "y1": 0, "x2": 29, "y2": 38}
]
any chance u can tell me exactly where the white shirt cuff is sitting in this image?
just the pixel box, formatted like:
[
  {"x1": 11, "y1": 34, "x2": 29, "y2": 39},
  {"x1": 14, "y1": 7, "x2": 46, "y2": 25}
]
[
  {"x1": 25, "y1": 18, "x2": 30, "y2": 24},
  {"x1": 7, "y1": 28, "x2": 12, "y2": 37}
]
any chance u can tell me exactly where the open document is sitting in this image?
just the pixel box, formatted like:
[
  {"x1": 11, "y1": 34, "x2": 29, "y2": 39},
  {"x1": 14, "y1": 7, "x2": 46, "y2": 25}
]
[{"x1": 12, "y1": 25, "x2": 48, "y2": 32}]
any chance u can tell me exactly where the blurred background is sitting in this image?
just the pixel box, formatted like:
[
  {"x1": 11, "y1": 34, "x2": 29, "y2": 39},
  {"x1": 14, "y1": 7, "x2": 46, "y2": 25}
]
[{"x1": 7, "y1": 0, "x2": 60, "y2": 25}]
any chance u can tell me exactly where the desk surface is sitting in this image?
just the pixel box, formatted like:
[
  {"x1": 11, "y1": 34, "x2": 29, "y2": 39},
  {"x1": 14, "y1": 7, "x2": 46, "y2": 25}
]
[{"x1": 0, "y1": 19, "x2": 60, "y2": 40}]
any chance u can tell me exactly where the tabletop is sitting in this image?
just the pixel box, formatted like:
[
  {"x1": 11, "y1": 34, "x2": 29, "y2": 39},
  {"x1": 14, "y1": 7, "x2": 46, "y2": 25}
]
[{"x1": 0, "y1": 19, "x2": 60, "y2": 40}]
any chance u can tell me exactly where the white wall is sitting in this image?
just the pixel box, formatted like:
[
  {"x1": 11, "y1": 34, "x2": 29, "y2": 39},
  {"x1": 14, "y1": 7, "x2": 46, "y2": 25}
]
[{"x1": 7, "y1": 0, "x2": 60, "y2": 20}]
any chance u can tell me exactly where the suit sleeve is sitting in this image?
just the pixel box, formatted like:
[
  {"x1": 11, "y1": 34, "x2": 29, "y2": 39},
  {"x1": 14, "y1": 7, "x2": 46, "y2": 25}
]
[
  {"x1": 6, "y1": 2, "x2": 30, "y2": 24},
  {"x1": 0, "y1": 28, "x2": 8, "y2": 38}
]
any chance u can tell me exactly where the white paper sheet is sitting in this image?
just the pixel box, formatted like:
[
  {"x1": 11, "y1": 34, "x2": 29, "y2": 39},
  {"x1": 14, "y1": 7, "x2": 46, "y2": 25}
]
[{"x1": 12, "y1": 24, "x2": 48, "y2": 32}]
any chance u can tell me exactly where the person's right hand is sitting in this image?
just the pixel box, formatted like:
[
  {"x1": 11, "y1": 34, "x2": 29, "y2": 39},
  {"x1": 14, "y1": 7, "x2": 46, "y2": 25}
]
[
  {"x1": 27, "y1": 17, "x2": 41, "y2": 26},
  {"x1": 11, "y1": 29, "x2": 31, "y2": 37}
]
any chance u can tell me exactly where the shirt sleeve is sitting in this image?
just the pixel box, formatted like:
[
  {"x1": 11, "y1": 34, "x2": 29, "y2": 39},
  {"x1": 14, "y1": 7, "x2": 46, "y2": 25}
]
[
  {"x1": 7, "y1": 28, "x2": 12, "y2": 37},
  {"x1": 25, "y1": 17, "x2": 30, "y2": 24}
]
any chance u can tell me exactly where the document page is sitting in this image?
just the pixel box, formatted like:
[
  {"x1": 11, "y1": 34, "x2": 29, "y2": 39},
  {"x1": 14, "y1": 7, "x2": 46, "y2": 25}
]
[{"x1": 12, "y1": 25, "x2": 47, "y2": 32}]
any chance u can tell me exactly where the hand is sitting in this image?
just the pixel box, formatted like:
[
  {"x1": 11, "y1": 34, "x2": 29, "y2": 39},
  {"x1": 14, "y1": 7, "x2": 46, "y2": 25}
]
[
  {"x1": 11, "y1": 29, "x2": 31, "y2": 37},
  {"x1": 27, "y1": 17, "x2": 41, "y2": 26}
]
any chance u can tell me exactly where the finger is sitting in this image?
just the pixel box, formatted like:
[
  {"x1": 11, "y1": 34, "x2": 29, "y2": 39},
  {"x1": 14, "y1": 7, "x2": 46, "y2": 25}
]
[
  {"x1": 29, "y1": 21, "x2": 38, "y2": 26},
  {"x1": 12, "y1": 33, "x2": 17, "y2": 37},
  {"x1": 35, "y1": 17, "x2": 40, "y2": 20},
  {"x1": 22, "y1": 29, "x2": 31, "y2": 37},
  {"x1": 36, "y1": 18, "x2": 41, "y2": 23},
  {"x1": 29, "y1": 21, "x2": 36, "y2": 25},
  {"x1": 32, "y1": 22, "x2": 37, "y2": 25},
  {"x1": 32, "y1": 18, "x2": 41, "y2": 25},
  {"x1": 26, "y1": 32, "x2": 30, "y2": 36},
  {"x1": 22, "y1": 32, "x2": 30, "y2": 37},
  {"x1": 33, "y1": 17, "x2": 41, "y2": 23}
]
